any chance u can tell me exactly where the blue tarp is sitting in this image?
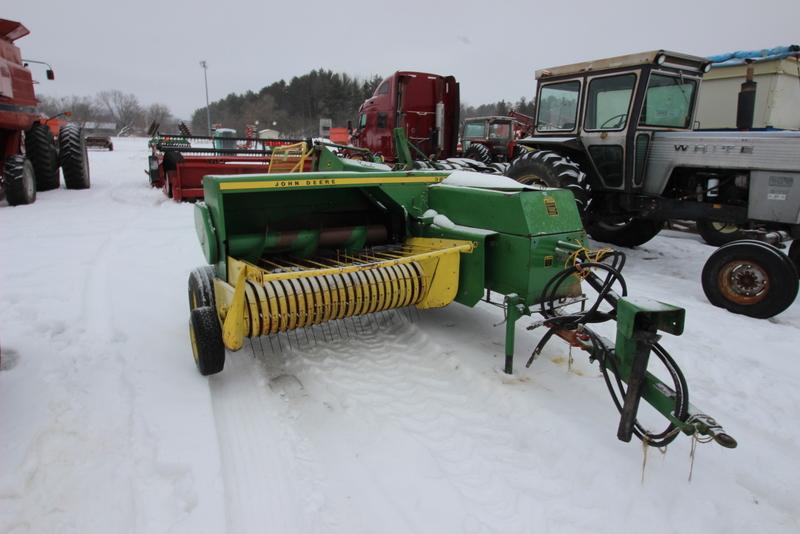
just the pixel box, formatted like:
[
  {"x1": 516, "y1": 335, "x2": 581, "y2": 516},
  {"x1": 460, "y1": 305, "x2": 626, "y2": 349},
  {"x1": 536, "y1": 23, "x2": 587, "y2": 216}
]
[{"x1": 708, "y1": 45, "x2": 800, "y2": 67}]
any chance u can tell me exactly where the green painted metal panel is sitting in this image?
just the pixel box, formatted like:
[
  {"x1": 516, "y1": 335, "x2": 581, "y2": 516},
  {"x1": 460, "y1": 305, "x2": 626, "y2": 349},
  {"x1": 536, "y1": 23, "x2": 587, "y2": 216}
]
[
  {"x1": 194, "y1": 203, "x2": 218, "y2": 264},
  {"x1": 427, "y1": 184, "x2": 586, "y2": 304}
]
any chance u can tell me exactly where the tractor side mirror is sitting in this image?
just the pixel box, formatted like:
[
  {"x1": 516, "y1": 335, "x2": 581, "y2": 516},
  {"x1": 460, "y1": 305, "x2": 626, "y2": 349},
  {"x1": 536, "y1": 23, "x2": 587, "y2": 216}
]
[
  {"x1": 46, "y1": 69, "x2": 55, "y2": 80},
  {"x1": 347, "y1": 119, "x2": 353, "y2": 134}
]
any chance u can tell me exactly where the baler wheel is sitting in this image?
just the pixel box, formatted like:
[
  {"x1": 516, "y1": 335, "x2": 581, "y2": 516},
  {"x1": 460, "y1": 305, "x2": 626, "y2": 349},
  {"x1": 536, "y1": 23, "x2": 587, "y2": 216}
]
[
  {"x1": 58, "y1": 124, "x2": 91, "y2": 189},
  {"x1": 188, "y1": 266, "x2": 216, "y2": 309},
  {"x1": 26, "y1": 122, "x2": 60, "y2": 191},
  {"x1": 702, "y1": 240, "x2": 798, "y2": 318},
  {"x1": 190, "y1": 306, "x2": 225, "y2": 375},
  {"x1": 188, "y1": 266, "x2": 224, "y2": 375},
  {"x1": 463, "y1": 143, "x2": 492, "y2": 164},
  {"x1": 506, "y1": 150, "x2": 590, "y2": 216},
  {"x1": 3, "y1": 156, "x2": 36, "y2": 206}
]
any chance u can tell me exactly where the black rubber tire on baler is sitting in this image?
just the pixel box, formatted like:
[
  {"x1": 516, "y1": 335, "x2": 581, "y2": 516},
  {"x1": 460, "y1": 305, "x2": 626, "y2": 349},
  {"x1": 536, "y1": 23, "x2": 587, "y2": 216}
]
[
  {"x1": 3, "y1": 155, "x2": 36, "y2": 206},
  {"x1": 463, "y1": 142, "x2": 493, "y2": 164},
  {"x1": 58, "y1": 124, "x2": 91, "y2": 189},
  {"x1": 25, "y1": 122, "x2": 60, "y2": 191},
  {"x1": 701, "y1": 240, "x2": 798, "y2": 319},
  {"x1": 188, "y1": 266, "x2": 216, "y2": 309},
  {"x1": 189, "y1": 306, "x2": 225, "y2": 376},
  {"x1": 505, "y1": 149, "x2": 590, "y2": 216}
]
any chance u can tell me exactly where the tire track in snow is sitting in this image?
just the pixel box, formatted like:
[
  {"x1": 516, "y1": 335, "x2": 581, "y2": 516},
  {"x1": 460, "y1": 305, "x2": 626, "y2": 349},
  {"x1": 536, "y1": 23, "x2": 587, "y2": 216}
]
[
  {"x1": 209, "y1": 350, "x2": 341, "y2": 534},
  {"x1": 213, "y1": 314, "x2": 583, "y2": 533}
]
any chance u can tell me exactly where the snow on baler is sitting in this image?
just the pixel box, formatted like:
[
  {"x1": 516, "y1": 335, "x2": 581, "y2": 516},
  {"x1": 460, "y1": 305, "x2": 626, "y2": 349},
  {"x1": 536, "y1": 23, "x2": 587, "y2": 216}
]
[{"x1": 185, "y1": 133, "x2": 737, "y2": 450}]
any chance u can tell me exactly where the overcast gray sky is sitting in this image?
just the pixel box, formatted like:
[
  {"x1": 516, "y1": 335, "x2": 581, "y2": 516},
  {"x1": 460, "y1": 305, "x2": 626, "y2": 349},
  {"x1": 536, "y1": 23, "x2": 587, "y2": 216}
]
[{"x1": 7, "y1": 0, "x2": 799, "y2": 120}]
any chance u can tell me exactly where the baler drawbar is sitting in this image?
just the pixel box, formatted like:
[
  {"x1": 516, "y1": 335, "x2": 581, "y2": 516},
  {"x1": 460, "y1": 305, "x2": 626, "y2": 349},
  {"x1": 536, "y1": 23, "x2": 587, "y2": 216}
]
[{"x1": 188, "y1": 140, "x2": 736, "y2": 450}]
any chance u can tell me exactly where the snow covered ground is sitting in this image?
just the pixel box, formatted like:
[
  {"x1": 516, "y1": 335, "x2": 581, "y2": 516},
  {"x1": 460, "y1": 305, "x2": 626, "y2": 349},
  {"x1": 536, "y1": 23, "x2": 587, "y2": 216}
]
[{"x1": 1, "y1": 137, "x2": 798, "y2": 534}]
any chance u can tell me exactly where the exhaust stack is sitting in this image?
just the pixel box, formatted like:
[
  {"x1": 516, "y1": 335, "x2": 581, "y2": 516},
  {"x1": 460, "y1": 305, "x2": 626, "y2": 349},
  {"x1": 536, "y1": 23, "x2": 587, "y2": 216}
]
[{"x1": 736, "y1": 60, "x2": 757, "y2": 130}]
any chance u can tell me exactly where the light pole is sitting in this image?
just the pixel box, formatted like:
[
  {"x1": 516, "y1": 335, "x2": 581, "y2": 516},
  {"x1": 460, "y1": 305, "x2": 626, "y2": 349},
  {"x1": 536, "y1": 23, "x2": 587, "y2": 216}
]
[{"x1": 200, "y1": 60, "x2": 211, "y2": 136}]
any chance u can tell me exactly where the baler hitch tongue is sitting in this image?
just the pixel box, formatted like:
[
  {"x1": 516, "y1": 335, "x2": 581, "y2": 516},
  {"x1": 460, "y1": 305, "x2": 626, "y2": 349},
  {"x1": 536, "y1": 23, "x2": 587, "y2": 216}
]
[{"x1": 687, "y1": 414, "x2": 738, "y2": 449}]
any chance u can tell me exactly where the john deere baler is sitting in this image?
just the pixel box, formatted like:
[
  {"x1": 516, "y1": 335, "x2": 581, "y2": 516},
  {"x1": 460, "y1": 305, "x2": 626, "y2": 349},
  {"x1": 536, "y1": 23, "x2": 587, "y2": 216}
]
[{"x1": 188, "y1": 146, "x2": 736, "y2": 450}]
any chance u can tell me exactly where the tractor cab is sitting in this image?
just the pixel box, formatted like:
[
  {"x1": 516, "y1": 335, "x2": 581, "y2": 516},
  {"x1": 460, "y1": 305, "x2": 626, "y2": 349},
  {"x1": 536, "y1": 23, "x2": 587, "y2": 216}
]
[
  {"x1": 522, "y1": 50, "x2": 710, "y2": 193},
  {"x1": 461, "y1": 113, "x2": 533, "y2": 163}
]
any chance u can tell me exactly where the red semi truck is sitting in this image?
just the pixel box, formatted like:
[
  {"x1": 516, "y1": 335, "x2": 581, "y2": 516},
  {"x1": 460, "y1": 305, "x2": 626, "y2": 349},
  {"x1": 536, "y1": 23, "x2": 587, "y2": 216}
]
[{"x1": 350, "y1": 71, "x2": 459, "y2": 162}]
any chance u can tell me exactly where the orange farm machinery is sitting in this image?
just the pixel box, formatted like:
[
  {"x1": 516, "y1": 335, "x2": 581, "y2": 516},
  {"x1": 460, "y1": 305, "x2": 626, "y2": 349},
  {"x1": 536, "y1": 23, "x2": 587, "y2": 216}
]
[{"x1": 0, "y1": 19, "x2": 90, "y2": 206}]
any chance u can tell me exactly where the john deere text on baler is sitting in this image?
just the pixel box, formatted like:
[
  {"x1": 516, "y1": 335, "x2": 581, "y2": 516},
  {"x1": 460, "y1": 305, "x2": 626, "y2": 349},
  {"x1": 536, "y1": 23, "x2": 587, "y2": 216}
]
[{"x1": 187, "y1": 140, "x2": 736, "y2": 450}]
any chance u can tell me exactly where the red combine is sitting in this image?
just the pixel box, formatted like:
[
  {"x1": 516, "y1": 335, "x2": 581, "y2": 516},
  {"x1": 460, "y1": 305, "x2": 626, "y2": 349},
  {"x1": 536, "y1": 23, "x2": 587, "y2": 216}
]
[
  {"x1": 349, "y1": 71, "x2": 459, "y2": 162},
  {"x1": 0, "y1": 18, "x2": 90, "y2": 206}
]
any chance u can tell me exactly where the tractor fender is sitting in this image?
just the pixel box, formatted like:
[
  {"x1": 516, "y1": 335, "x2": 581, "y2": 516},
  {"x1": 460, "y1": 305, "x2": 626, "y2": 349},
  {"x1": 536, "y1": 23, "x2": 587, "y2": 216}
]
[{"x1": 515, "y1": 136, "x2": 584, "y2": 153}]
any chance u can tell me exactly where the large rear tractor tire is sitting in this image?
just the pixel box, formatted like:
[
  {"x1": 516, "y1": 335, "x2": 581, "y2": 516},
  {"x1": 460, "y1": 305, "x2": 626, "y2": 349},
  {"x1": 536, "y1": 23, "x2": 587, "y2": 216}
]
[
  {"x1": 505, "y1": 150, "x2": 590, "y2": 215},
  {"x1": 58, "y1": 124, "x2": 91, "y2": 189},
  {"x1": 696, "y1": 219, "x2": 746, "y2": 246},
  {"x1": 701, "y1": 241, "x2": 798, "y2": 318},
  {"x1": 587, "y1": 219, "x2": 663, "y2": 248},
  {"x1": 26, "y1": 122, "x2": 59, "y2": 191},
  {"x1": 463, "y1": 143, "x2": 492, "y2": 164},
  {"x1": 3, "y1": 156, "x2": 36, "y2": 206},
  {"x1": 188, "y1": 267, "x2": 224, "y2": 375}
]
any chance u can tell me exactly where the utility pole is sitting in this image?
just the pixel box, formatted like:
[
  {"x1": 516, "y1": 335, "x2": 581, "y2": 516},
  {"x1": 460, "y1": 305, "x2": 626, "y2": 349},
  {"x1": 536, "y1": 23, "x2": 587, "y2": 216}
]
[{"x1": 200, "y1": 60, "x2": 211, "y2": 136}]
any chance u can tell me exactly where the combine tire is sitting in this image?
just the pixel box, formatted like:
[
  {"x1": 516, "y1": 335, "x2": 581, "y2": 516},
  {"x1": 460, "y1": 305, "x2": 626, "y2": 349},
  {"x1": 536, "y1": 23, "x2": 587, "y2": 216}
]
[
  {"x1": 25, "y1": 122, "x2": 59, "y2": 191},
  {"x1": 587, "y1": 219, "x2": 663, "y2": 248},
  {"x1": 188, "y1": 266, "x2": 224, "y2": 375},
  {"x1": 696, "y1": 220, "x2": 746, "y2": 246},
  {"x1": 3, "y1": 156, "x2": 36, "y2": 206},
  {"x1": 789, "y1": 241, "x2": 800, "y2": 275},
  {"x1": 463, "y1": 143, "x2": 492, "y2": 164},
  {"x1": 701, "y1": 241, "x2": 798, "y2": 318},
  {"x1": 58, "y1": 124, "x2": 91, "y2": 189},
  {"x1": 505, "y1": 150, "x2": 590, "y2": 215},
  {"x1": 189, "y1": 306, "x2": 225, "y2": 376}
]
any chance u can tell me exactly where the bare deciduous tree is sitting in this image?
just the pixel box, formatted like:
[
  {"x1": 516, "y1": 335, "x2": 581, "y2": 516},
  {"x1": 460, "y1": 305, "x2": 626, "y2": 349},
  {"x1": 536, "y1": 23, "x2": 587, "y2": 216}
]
[
  {"x1": 144, "y1": 103, "x2": 172, "y2": 129},
  {"x1": 97, "y1": 90, "x2": 143, "y2": 134}
]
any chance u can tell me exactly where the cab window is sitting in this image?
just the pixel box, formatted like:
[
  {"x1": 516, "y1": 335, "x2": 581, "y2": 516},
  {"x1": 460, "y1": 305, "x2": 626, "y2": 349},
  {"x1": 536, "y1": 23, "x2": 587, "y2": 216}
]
[
  {"x1": 489, "y1": 122, "x2": 511, "y2": 139},
  {"x1": 463, "y1": 121, "x2": 486, "y2": 138},
  {"x1": 585, "y1": 74, "x2": 636, "y2": 130},
  {"x1": 358, "y1": 113, "x2": 367, "y2": 128},
  {"x1": 537, "y1": 81, "x2": 580, "y2": 131},
  {"x1": 639, "y1": 74, "x2": 697, "y2": 128},
  {"x1": 374, "y1": 80, "x2": 390, "y2": 96}
]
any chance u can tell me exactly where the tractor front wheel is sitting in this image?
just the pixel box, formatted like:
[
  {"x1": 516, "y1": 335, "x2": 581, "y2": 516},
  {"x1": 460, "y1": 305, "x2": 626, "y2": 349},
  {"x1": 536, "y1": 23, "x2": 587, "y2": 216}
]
[
  {"x1": 26, "y1": 122, "x2": 60, "y2": 191},
  {"x1": 59, "y1": 124, "x2": 91, "y2": 189},
  {"x1": 3, "y1": 156, "x2": 36, "y2": 206},
  {"x1": 789, "y1": 240, "x2": 800, "y2": 276},
  {"x1": 702, "y1": 241, "x2": 798, "y2": 318},
  {"x1": 505, "y1": 150, "x2": 590, "y2": 215},
  {"x1": 587, "y1": 219, "x2": 663, "y2": 248}
]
